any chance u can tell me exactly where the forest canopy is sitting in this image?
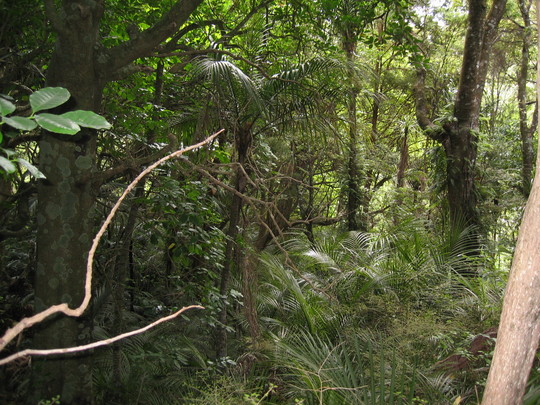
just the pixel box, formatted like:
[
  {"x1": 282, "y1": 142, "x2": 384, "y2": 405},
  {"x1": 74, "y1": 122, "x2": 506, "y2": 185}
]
[{"x1": 0, "y1": 0, "x2": 539, "y2": 404}]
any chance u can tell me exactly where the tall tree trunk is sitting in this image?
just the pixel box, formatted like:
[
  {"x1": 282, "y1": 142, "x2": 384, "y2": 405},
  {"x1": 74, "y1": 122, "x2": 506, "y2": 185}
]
[
  {"x1": 447, "y1": 0, "x2": 506, "y2": 230},
  {"x1": 517, "y1": 0, "x2": 537, "y2": 198},
  {"x1": 343, "y1": 33, "x2": 364, "y2": 231},
  {"x1": 30, "y1": 4, "x2": 104, "y2": 402},
  {"x1": 216, "y1": 123, "x2": 252, "y2": 360},
  {"x1": 30, "y1": 1, "x2": 203, "y2": 402},
  {"x1": 415, "y1": 0, "x2": 507, "y2": 234},
  {"x1": 481, "y1": 4, "x2": 540, "y2": 401}
]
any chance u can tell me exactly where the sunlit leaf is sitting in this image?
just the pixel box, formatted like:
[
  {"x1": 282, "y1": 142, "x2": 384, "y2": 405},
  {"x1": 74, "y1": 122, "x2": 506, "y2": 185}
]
[
  {"x1": 62, "y1": 110, "x2": 112, "y2": 129},
  {"x1": 17, "y1": 158, "x2": 46, "y2": 179},
  {"x1": 3, "y1": 149, "x2": 17, "y2": 157},
  {"x1": 2, "y1": 116, "x2": 38, "y2": 131},
  {"x1": 0, "y1": 97, "x2": 16, "y2": 116},
  {"x1": 0, "y1": 156, "x2": 16, "y2": 173},
  {"x1": 30, "y1": 87, "x2": 70, "y2": 113},
  {"x1": 35, "y1": 113, "x2": 80, "y2": 134}
]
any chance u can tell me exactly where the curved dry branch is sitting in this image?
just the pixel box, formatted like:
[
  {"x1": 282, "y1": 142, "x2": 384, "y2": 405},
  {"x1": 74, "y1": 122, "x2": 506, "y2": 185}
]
[
  {"x1": 0, "y1": 305, "x2": 203, "y2": 366},
  {"x1": 0, "y1": 130, "x2": 223, "y2": 362}
]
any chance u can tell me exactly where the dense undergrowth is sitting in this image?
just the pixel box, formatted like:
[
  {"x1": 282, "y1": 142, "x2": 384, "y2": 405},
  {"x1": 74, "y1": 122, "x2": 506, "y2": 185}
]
[
  {"x1": 83, "y1": 222, "x2": 538, "y2": 404},
  {"x1": 2, "y1": 213, "x2": 540, "y2": 404}
]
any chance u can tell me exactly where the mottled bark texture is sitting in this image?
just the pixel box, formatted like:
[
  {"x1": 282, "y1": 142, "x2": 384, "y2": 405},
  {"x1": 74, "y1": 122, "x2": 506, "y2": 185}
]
[
  {"x1": 481, "y1": 3, "x2": 540, "y2": 402},
  {"x1": 31, "y1": 1, "x2": 203, "y2": 403},
  {"x1": 414, "y1": 0, "x2": 507, "y2": 232}
]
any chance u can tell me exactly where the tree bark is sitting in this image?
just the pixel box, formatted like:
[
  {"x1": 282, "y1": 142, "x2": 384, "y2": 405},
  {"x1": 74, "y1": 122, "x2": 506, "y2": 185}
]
[
  {"x1": 481, "y1": 3, "x2": 540, "y2": 402},
  {"x1": 517, "y1": 0, "x2": 537, "y2": 198},
  {"x1": 343, "y1": 33, "x2": 364, "y2": 232},
  {"x1": 216, "y1": 124, "x2": 252, "y2": 360},
  {"x1": 414, "y1": 0, "x2": 507, "y2": 233},
  {"x1": 30, "y1": 3, "x2": 104, "y2": 403},
  {"x1": 30, "y1": 1, "x2": 203, "y2": 403}
]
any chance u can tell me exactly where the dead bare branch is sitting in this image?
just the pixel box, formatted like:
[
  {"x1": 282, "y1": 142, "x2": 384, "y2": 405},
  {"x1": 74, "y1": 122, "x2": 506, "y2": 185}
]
[
  {"x1": 0, "y1": 305, "x2": 203, "y2": 366},
  {"x1": 0, "y1": 130, "x2": 223, "y2": 362}
]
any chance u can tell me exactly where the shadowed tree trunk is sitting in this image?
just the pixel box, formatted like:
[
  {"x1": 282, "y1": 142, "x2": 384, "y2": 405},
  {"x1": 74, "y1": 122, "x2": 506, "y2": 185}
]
[
  {"x1": 216, "y1": 123, "x2": 252, "y2": 360},
  {"x1": 30, "y1": 5, "x2": 104, "y2": 399},
  {"x1": 414, "y1": 0, "x2": 507, "y2": 235},
  {"x1": 481, "y1": 3, "x2": 540, "y2": 401},
  {"x1": 30, "y1": 1, "x2": 203, "y2": 403},
  {"x1": 240, "y1": 159, "x2": 299, "y2": 344}
]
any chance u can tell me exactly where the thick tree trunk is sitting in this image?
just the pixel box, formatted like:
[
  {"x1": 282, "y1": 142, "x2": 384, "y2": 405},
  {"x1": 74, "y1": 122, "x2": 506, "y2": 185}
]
[
  {"x1": 447, "y1": 0, "x2": 505, "y2": 230},
  {"x1": 481, "y1": 185, "x2": 540, "y2": 400},
  {"x1": 30, "y1": 4, "x2": 103, "y2": 403},
  {"x1": 444, "y1": 124, "x2": 480, "y2": 230},
  {"x1": 481, "y1": 4, "x2": 540, "y2": 401},
  {"x1": 30, "y1": 1, "x2": 203, "y2": 402}
]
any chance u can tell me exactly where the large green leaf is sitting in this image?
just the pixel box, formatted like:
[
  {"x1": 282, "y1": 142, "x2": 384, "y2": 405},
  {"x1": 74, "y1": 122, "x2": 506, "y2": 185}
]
[
  {"x1": 17, "y1": 158, "x2": 46, "y2": 179},
  {"x1": 0, "y1": 156, "x2": 16, "y2": 173},
  {"x1": 2, "y1": 116, "x2": 38, "y2": 131},
  {"x1": 62, "y1": 110, "x2": 112, "y2": 129},
  {"x1": 30, "y1": 87, "x2": 70, "y2": 113},
  {"x1": 35, "y1": 113, "x2": 80, "y2": 134},
  {"x1": 0, "y1": 97, "x2": 15, "y2": 116}
]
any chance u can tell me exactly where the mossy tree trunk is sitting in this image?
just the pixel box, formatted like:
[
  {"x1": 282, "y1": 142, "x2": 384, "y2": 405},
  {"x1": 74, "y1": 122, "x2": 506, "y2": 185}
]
[{"x1": 414, "y1": 0, "x2": 507, "y2": 235}]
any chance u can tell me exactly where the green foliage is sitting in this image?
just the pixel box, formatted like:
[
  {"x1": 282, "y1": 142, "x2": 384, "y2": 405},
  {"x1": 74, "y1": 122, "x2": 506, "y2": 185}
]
[
  {"x1": 252, "y1": 221, "x2": 505, "y2": 403},
  {"x1": 93, "y1": 323, "x2": 207, "y2": 405},
  {"x1": 37, "y1": 395, "x2": 61, "y2": 405},
  {"x1": 273, "y1": 332, "x2": 426, "y2": 405},
  {"x1": 181, "y1": 373, "x2": 282, "y2": 405},
  {"x1": 0, "y1": 87, "x2": 111, "y2": 176},
  {"x1": 1, "y1": 0, "x2": 534, "y2": 403}
]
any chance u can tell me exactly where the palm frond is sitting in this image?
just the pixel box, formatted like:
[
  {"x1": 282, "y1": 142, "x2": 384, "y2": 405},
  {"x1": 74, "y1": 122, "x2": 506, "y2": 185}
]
[
  {"x1": 272, "y1": 331, "x2": 422, "y2": 405},
  {"x1": 262, "y1": 57, "x2": 345, "y2": 96},
  {"x1": 192, "y1": 57, "x2": 265, "y2": 117}
]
